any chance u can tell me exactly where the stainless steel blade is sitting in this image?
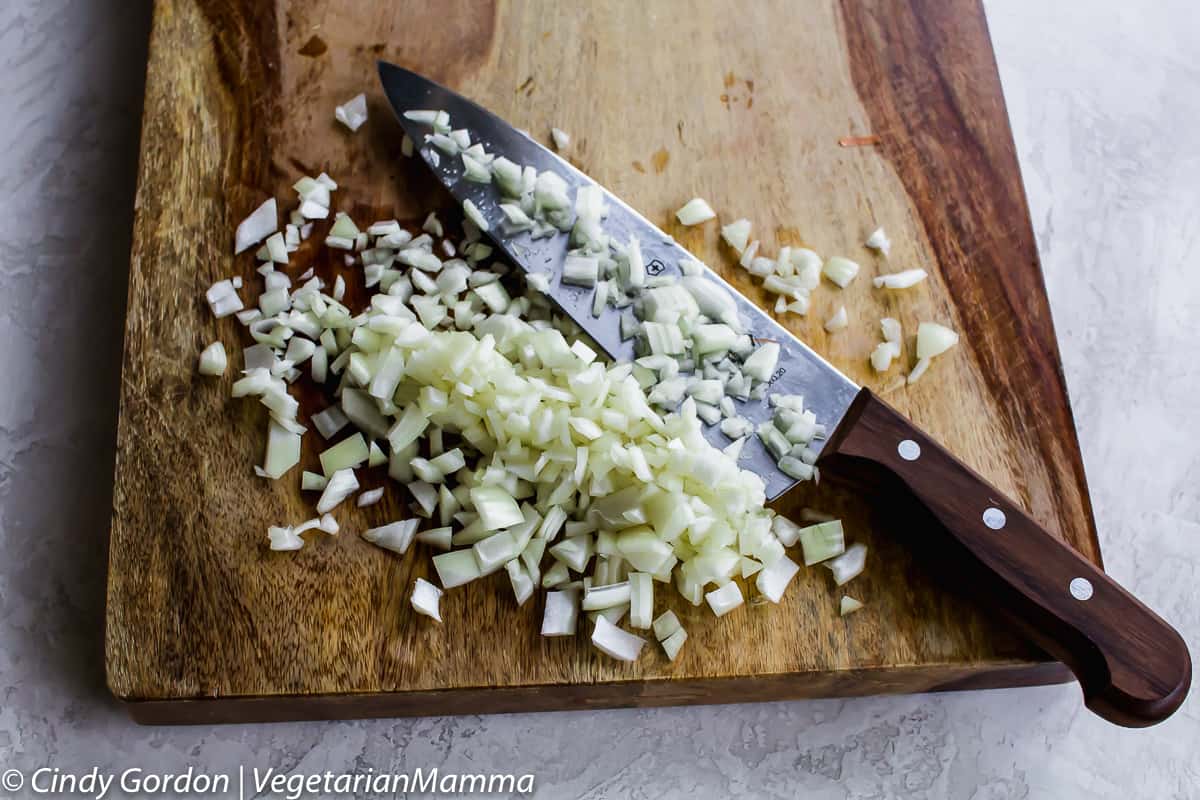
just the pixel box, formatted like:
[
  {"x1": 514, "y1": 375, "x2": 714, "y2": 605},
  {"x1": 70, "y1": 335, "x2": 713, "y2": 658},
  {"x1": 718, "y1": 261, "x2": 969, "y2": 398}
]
[{"x1": 379, "y1": 63, "x2": 860, "y2": 499}]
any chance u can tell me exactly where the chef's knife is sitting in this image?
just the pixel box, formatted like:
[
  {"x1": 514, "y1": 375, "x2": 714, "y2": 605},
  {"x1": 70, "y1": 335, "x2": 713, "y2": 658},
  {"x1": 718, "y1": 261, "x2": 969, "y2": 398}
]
[{"x1": 378, "y1": 63, "x2": 1190, "y2": 726}]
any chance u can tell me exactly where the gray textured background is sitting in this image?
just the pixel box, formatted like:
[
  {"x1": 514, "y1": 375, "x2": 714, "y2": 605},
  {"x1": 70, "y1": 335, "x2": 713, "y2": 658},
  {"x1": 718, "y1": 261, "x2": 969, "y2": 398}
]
[{"x1": 1, "y1": 1, "x2": 1197, "y2": 797}]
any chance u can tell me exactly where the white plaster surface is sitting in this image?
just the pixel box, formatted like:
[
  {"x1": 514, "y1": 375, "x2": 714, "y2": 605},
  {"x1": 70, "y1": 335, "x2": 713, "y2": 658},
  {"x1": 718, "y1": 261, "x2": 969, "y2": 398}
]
[{"x1": 0, "y1": 1, "x2": 1196, "y2": 797}]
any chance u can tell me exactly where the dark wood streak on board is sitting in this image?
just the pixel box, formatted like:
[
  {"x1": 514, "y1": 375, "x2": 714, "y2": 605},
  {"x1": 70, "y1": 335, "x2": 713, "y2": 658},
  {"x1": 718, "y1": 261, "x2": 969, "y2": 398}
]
[{"x1": 837, "y1": 0, "x2": 1101, "y2": 565}]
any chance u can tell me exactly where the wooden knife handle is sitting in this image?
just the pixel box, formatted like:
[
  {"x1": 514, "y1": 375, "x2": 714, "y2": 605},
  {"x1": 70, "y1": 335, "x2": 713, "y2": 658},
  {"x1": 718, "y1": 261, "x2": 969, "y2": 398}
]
[{"x1": 822, "y1": 389, "x2": 1191, "y2": 727}]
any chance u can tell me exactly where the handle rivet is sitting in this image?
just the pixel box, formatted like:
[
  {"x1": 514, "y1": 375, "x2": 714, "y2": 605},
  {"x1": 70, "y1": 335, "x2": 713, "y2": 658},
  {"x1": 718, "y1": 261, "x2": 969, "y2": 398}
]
[
  {"x1": 1070, "y1": 577, "x2": 1094, "y2": 601},
  {"x1": 897, "y1": 439, "x2": 921, "y2": 461},
  {"x1": 982, "y1": 507, "x2": 1006, "y2": 530}
]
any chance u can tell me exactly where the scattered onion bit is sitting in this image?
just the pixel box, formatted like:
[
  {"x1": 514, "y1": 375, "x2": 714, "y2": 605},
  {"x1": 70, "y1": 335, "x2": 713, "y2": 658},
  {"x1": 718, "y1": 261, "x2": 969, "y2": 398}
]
[
  {"x1": 675, "y1": 197, "x2": 716, "y2": 226},
  {"x1": 334, "y1": 93, "x2": 368, "y2": 131},
  {"x1": 411, "y1": 577, "x2": 444, "y2": 622},
  {"x1": 823, "y1": 306, "x2": 848, "y2": 333},
  {"x1": 865, "y1": 226, "x2": 891, "y2": 256},
  {"x1": 198, "y1": 341, "x2": 227, "y2": 376},
  {"x1": 840, "y1": 595, "x2": 864, "y2": 616}
]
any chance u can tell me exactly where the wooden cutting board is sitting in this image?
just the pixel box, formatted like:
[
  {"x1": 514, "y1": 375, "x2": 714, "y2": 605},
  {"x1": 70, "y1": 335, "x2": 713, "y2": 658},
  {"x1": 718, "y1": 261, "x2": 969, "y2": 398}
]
[{"x1": 106, "y1": 0, "x2": 1101, "y2": 724}]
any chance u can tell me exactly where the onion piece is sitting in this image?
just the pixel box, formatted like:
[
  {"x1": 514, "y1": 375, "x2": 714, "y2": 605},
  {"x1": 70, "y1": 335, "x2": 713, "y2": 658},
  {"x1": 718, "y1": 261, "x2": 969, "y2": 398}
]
[
  {"x1": 755, "y1": 554, "x2": 800, "y2": 603},
  {"x1": 741, "y1": 341, "x2": 780, "y2": 382},
  {"x1": 234, "y1": 198, "x2": 277, "y2": 254},
  {"x1": 916, "y1": 322, "x2": 959, "y2": 359},
  {"x1": 739, "y1": 240, "x2": 760, "y2": 269},
  {"x1": 870, "y1": 341, "x2": 901, "y2": 372},
  {"x1": 433, "y1": 549, "x2": 482, "y2": 588},
  {"x1": 506, "y1": 559, "x2": 535, "y2": 605},
  {"x1": 562, "y1": 254, "x2": 600, "y2": 287},
  {"x1": 674, "y1": 197, "x2": 716, "y2": 226},
  {"x1": 206, "y1": 279, "x2": 244, "y2": 318},
  {"x1": 865, "y1": 226, "x2": 891, "y2": 256},
  {"x1": 591, "y1": 615, "x2": 646, "y2": 661},
  {"x1": 263, "y1": 421, "x2": 301, "y2": 479},
  {"x1": 316, "y1": 468, "x2": 359, "y2": 513},
  {"x1": 356, "y1": 487, "x2": 385, "y2": 507},
  {"x1": 550, "y1": 127, "x2": 570, "y2": 150},
  {"x1": 798, "y1": 520, "x2": 845, "y2": 565},
  {"x1": 417, "y1": 526, "x2": 453, "y2": 550},
  {"x1": 462, "y1": 199, "x2": 489, "y2": 231},
  {"x1": 907, "y1": 357, "x2": 932, "y2": 385},
  {"x1": 311, "y1": 406, "x2": 349, "y2": 440},
  {"x1": 704, "y1": 581, "x2": 744, "y2": 617},
  {"x1": 198, "y1": 342, "x2": 227, "y2": 376},
  {"x1": 840, "y1": 595, "x2": 865, "y2": 616},
  {"x1": 661, "y1": 627, "x2": 687, "y2": 661},
  {"x1": 821, "y1": 256, "x2": 860, "y2": 288},
  {"x1": 767, "y1": 515, "x2": 799, "y2": 548},
  {"x1": 740, "y1": 556, "x2": 763, "y2": 578},
  {"x1": 652, "y1": 610, "x2": 681, "y2": 641},
  {"x1": 825, "y1": 543, "x2": 867, "y2": 586},
  {"x1": 720, "y1": 218, "x2": 752, "y2": 253},
  {"x1": 823, "y1": 306, "x2": 848, "y2": 333},
  {"x1": 582, "y1": 581, "x2": 632, "y2": 610},
  {"x1": 541, "y1": 589, "x2": 579, "y2": 636},
  {"x1": 319, "y1": 432, "x2": 369, "y2": 476},
  {"x1": 873, "y1": 269, "x2": 927, "y2": 289},
  {"x1": 268, "y1": 526, "x2": 304, "y2": 551},
  {"x1": 300, "y1": 471, "x2": 327, "y2": 491},
  {"x1": 363, "y1": 519, "x2": 419, "y2": 554},
  {"x1": 410, "y1": 577, "x2": 443, "y2": 622},
  {"x1": 470, "y1": 486, "x2": 524, "y2": 531},
  {"x1": 880, "y1": 317, "x2": 902, "y2": 343},
  {"x1": 334, "y1": 93, "x2": 368, "y2": 131}
]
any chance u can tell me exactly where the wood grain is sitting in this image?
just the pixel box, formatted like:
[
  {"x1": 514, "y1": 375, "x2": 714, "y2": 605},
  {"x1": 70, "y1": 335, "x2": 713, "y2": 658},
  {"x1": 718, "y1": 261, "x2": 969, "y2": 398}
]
[{"x1": 107, "y1": 0, "x2": 1101, "y2": 722}]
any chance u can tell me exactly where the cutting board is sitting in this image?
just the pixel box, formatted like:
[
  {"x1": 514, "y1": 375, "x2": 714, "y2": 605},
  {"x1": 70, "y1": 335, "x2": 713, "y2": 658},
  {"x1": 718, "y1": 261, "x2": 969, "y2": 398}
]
[{"x1": 107, "y1": 0, "x2": 1101, "y2": 724}]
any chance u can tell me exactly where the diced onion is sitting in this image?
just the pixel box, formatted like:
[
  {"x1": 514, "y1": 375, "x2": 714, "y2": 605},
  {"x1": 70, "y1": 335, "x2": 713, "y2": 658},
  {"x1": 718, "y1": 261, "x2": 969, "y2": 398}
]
[
  {"x1": 674, "y1": 197, "x2": 716, "y2": 226},
  {"x1": 198, "y1": 341, "x2": 227, "y2": 376},
  {"x1": 907, "y1": 356, "x2": 932, "y2": 385},
  {"x1": 840, "y1": 595, "x2": 864, "y2": 616},
  {"x1": 822, "y1": 256, "x2": 860, "y2": 288},
  {"x1": 433, "y1": 549, "x2": 482, "y2": 588},
  {"x1": 870, "y1": 341, "x2": 901, "y2": 372},
  {"x1": 880, "y1": 317, "x2": 902, "y2": 343},
  {"x1": 661, "y1": 627, "x2": 687, "y2": 661},
  {"x1": 865, "y1": 226, "x2": 891, "y2": 256},
  {"x1": 356, "y1": 487, "x2": 385, "y2": 507},
  {"x1": 316, "y1": 468, "x2": 359, "y2": 513},
  {"x1": 823, "y1": 306, "x2": 848, "y2": 333},
  {"x1": 652, "y1": 610, "x2": 682, "y2": 641},
  {"x1": 541, "y1": 590, "x2": 579, "y2": 636},
  {"x1": 755, "y1": 555, "x2": 800, "y2": 603},
  {"x1": 873, "y1": 269, "x2": 927, "y2": 290},
  {"x1": 550, "y1": 127, "x2": 570, "y2": 150},
  {"x1": 704, "y1": 581, "x2": 744, "y2": 617},
  {"x1": 825, "y1": 543, "x2": 867, "y2": 586},
  {"x1": 462, "y1": 198, "x2": 489, "y2": 231},
  {"x1": 591, "y1": 615, "x2": 646, "y2": 661},
  {"x1": 363, "y1": 519, "x2": 419, "y2": 554},
  {"x1": 234, "y1": 198, "x2": 277, "y2": 254},
  {"x1": 720, "y1": 218, "x2": 752, "y2": 253},
  {"x1": 798, "y1": 520, "x2": 845, "y2": 565},
  {"x1": 410, "y1": 577, "x2": 443, "y2": 622},
  {"x1": 916, "y1": 322, "x2": 959, "y2": 359}
]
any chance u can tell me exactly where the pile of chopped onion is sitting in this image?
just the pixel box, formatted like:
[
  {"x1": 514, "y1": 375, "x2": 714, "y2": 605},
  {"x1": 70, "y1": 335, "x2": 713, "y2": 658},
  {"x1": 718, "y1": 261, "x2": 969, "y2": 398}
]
[{"x1": 203, "y1": 104, "x2": 881, "y2": 663}]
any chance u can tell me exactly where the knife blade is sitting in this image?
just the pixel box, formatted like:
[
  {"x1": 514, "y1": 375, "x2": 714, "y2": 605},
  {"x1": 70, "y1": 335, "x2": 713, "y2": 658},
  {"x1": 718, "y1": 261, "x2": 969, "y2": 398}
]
[
  {"x1": 377, "y1": 62, "x2": 1190, "y2": 727},
  {"x1": 378, "y1": 62, "x2": 857, "y2": 502}
]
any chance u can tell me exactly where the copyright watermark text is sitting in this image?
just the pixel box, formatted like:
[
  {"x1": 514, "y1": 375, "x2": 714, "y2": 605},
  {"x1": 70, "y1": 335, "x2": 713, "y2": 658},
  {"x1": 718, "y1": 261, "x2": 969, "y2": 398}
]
[{"x1": 0, "y1": 766, "x2": 535, "y2": 798}]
